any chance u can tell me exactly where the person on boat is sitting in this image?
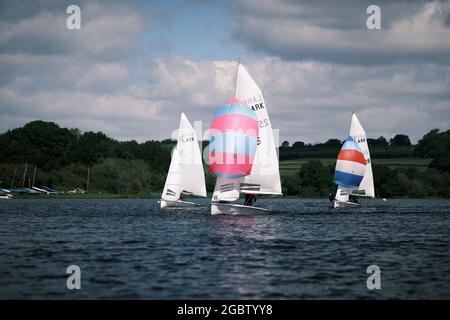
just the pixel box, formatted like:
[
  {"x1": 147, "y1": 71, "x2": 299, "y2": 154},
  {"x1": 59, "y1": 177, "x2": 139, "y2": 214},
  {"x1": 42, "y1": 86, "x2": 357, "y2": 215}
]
[
  {"x1": 328, "y1": 193, "x2": 334, "y2": 203},
  {"x1": 179, "y1": 193, "x2": 184, "y2": 201},
  {"x1": 244, "y1": 194, "x2": 256, "y2": 206},
  {"x1": 348, "y1": 195, "x2": 358, "y2": 204}
]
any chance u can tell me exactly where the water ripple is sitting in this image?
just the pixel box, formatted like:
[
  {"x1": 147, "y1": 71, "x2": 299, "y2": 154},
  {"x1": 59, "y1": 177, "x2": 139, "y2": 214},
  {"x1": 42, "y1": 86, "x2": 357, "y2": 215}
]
[{"x1": 0, "y1": 198, "x2": 449, "y2": 299}]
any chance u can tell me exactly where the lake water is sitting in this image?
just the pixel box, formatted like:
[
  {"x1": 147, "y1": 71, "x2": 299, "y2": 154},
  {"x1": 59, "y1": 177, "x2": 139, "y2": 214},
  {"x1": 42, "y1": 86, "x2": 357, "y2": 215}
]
[{"x1": 0, "y1": 198, "x2": 449, "y2": 299}]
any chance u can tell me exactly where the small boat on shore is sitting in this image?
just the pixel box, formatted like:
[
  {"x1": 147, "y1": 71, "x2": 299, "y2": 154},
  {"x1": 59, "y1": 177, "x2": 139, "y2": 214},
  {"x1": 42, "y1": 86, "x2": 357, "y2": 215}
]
[
  {"x1": 40, "y1": 186, "x2": 64, "y2": 195},
  {"x1": 0, "y1": 187, "x2": 12, "y2": 199}
]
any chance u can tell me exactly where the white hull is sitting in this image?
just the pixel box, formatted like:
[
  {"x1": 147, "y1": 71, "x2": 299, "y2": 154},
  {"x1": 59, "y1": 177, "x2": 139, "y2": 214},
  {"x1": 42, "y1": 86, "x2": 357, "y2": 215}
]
[
  {"x1": 332, "y1": 200, "x2": 360, "y2": 208},
  {"x1": 0, "y1": 195, "x2": 12, "y2": 199},
  {"x1": 211, "y1": 202, "x2": 269, "y2": 215},
  {"x1": 160, "y1": 199, "x2": 200, "y2": 209}
]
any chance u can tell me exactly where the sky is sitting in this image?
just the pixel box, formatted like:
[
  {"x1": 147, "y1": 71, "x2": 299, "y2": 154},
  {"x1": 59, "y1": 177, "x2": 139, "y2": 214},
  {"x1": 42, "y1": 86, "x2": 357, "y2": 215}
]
[{"x1": 0, "y1": 0, "x2": 449, "y2": 144}]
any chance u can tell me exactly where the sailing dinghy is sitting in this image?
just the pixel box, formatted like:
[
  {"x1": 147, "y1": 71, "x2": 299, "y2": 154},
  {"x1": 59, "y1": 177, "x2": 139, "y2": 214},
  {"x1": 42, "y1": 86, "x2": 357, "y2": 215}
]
[
  {"x1": 0, "y1": 187, "x2": 12, "y2": 199},
  {"x1": 332, "y1": 113, "x2": 375, "y2": 208},
  {"x1": 160, "y1": 113, "x2": 207, "y2": 208},
  {"x1": 210, "y1": 64, "x2": 282, "y2": 215}
]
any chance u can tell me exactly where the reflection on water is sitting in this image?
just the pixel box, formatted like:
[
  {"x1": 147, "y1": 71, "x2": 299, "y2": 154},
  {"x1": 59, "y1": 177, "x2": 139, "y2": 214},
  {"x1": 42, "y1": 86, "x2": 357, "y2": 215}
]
[{"x1": 0, "y1": 198, "x2": 450, "y2": 299}]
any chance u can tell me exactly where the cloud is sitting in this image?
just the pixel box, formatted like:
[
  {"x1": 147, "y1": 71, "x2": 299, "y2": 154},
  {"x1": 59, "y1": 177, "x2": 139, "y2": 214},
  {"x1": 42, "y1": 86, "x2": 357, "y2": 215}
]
[
  {"x1": 229, "y1": 0, "x2": 450, "y2": 65},
  {"x1": 0, "y1": 0, "x2": 448, "y2": 145},
  {"x1": 1, "y1": 53, "x2": 449, "y2": 143},
  {"x1": 0, "y1": 1, "x2": 145, "y2": 61}
]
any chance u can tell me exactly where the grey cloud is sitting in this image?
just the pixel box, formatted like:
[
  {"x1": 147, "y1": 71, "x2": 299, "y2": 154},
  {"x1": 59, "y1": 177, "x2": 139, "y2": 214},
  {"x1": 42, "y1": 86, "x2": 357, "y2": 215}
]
[
  {"x1": 0, "y1": 1, "x2": 145, "y2": 61},
  {"x1": 1, "y1": 55, "x2": 448, "y2": 143},
  {"x1": 0, "y1": 0, "x2": 448, "y2": 145},
  {"x1": 229, "y1": 0, "x2": 450, "y2": 65}
]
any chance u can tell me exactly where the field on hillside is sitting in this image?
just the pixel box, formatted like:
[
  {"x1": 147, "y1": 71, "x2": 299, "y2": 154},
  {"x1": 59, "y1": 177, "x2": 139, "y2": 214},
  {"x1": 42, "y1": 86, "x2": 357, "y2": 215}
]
[{"x1": 279, "y1": 158, "x2": 432, "y2": 176}]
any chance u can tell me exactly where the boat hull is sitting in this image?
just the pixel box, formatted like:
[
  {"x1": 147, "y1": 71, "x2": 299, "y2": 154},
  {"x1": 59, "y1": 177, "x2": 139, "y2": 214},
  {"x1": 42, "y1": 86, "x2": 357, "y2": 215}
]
[
  {"x1": 160, "y1": 199, "x2": 200, "y2": 209},
  {"x1": 211, "y1": 202, "x2": 269, "y2": 215},
  {"x1": 332, "y1": 200, "x2": 360, "y2": 208}
]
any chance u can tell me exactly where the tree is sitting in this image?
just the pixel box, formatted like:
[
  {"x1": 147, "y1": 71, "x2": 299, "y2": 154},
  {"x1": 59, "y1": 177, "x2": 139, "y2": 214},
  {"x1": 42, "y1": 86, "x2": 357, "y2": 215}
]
[
  {"x1": 282, "y1": 174, "x2": 301, "y2": 195},
  {"x1": 415, "y1": 129, "x2": 450, "y2": 172},
  {"x1": 292, "y1": 141, "x2": 305, "y2": 149},
  {"x1": 130, "y1": 178, "x2": 143, "y2": 194},
  {"x1": 323, "y1": 139, "x2": 342, "y2": 147},
  {"x1": 281, "y1": 140, "x2": 290, "y2": 149},
  {"x1": 0, "y1": 120, "x2": 77, "y2": 170},
  {"x1": 69, "y1": 131, "x2": 114, "y2": 165},
  {"x1": 368, "y1": 136, "x2": 388, "y2": 147},
  {"x1": 297, "y1": 160, "x2": 334, "y2": 196},
  {"x1": 390, "y1": 134, "x2": 411, "y2": 146}
]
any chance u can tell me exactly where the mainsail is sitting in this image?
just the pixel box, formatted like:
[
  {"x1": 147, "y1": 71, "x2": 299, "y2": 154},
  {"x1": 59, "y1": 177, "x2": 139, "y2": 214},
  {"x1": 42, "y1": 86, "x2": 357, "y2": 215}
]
[
  {"x1": 349, "y1": 113, "x2": 375, "y2": 197},
  {"x1": 209, "y1": 98, "x2": 259, "y2": 202},
  {"x1": 161, "y1": 146, "x2": 181, "y2": 201},
  {"x1": 178, "y1": 113, "x2": 207, "y2": 197},
  {"x1": 235, "y1": 64, "x2": 282, "y2": 195},
  {"x1": 161, "y1": 113, "x2": 206, "y2": 201}
]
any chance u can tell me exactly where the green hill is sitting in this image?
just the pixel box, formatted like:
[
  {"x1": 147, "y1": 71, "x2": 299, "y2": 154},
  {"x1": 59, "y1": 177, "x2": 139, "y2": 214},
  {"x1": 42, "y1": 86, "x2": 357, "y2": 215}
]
[{"x1": 0, "y1": 121, "x2": 449, "y2": 198}]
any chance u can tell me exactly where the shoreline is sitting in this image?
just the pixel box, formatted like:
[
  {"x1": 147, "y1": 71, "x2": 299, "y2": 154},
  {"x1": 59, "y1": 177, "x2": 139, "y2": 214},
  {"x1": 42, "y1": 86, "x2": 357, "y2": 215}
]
[{"x1": 4, "y1": 193, "x2": 449, "y2": 200}]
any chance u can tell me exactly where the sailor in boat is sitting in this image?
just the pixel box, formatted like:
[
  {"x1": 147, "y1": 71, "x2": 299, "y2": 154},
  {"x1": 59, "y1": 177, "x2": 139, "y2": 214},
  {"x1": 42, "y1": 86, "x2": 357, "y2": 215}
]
[
  {"x1": 179, "y1": 193, "x2": 184, "y2": 201},
  {"x1": 244, "y1": 194, "x2": 256, "y2": 206},
  {"x1": 348, "y1": 195, "x2": 358, "y2": 204},
  {"x1": 328, "y1": 193, "x2": 334, "y2": 203}
]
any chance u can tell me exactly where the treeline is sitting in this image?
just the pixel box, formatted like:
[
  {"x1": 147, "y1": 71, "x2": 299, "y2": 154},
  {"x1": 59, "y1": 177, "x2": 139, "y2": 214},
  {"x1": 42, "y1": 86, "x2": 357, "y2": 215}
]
[
  {"x1": 282, "y1": 129, "x2": 450, "y2": 198},
  {"x1": 279, "y1": 134, "x2": 414, "y2": 160},
  {"x1": 0, "y1": 121, "x2": 449, "y2": 197},
  {"x1": 0, "y1": 121, "x2": 172, "y2": 194},
  {"x1": 282, "y1": 161, "x2": 450, "y2": 198}
]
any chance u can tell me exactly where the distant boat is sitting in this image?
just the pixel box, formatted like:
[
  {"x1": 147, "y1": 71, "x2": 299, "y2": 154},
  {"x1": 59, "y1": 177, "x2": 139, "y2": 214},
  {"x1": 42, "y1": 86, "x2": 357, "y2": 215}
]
[
  {"x1": 210, "y1": 63, "x2": 282, "y2": 215},
  {"x1": 0, "y1": 187, "x2": 11, "y2": 194},
  {"x1": 10, "y1": 187, "x2": 29, "y2": 194},
  {"x1": 23, "y1": 188, "x2": 41, "y2": 195},
  {"x1": 332, "y1": 113, "x2": 375, "y2": 208},
  {"x1": 41, "y1": 186, "x2": 64, "y2": 195},
  {"x1": 67, "y1": 188, "x2": 86, "y2": 194},
  {"x1": 0, "y1": 187, "x2": 12, "y2": 199},
  {"x1": 160, "y1": 113, "x2": 207, "y2": 208},
  {"x1": 10, "y1": 187, "x2": 40, "y2": 195},
  {"x1": 32, "y1": 186, "x2": 49, "y2": 194}
]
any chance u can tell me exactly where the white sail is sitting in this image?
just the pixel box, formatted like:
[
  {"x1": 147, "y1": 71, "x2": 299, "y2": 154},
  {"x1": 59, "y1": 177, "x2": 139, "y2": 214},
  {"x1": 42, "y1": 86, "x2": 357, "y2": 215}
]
[
  {"x1": 161, "y1": 113, "x2": 206, "y2": 202},
  {"x1": 349, "y1": 113, "x2": 375, "y2": 198},
  {"x1": 212, "y1": 177, "x2": 241, "y2": 202},
  {"x1": 178, "y1": 113, "x2": 207, "y2": 197},
  {"x1": 161, "y1": 146, "x2": 181, "y2": 201},
  {"x1": 235, "y1": 64, "x2": 282, "y2": 195}
]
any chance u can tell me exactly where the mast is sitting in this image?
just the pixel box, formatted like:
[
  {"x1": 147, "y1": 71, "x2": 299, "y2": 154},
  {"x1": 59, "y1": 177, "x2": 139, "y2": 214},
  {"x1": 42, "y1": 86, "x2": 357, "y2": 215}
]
[
  {"x1": 11, "y1": 168, "x2": 17, "y2": 188},
  {"x1": 86, "y1": 167, "x2": 90, "y2": 191},
  {"x1": 32, "y1": 164, "x2": 36, "y2": 187},
  {"x1": 21, "y1": 162, "x2": 28, "y2": 188}
]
